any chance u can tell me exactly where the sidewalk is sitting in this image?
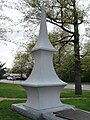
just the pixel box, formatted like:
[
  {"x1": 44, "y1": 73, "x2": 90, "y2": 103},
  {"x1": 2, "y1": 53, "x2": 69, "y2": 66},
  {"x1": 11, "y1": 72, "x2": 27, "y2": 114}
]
[
  {"x1": 65, "y1": 83, "x2": 90, "y2": 90},
  {"x1": 0, "y1": 97, "x2": 26, "y2": 102},
  {"x1": 0, "y1": 79, "x2": 23, "y2": 84}
]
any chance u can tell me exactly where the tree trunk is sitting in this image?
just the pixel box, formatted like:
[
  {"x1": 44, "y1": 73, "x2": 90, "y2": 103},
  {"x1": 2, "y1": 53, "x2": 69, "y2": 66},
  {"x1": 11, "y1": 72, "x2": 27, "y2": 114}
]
[
  {"x1": 74, "y1": 2, "x2": 82, "y2": 95},
  {"x1": 74, "y1": 34, "x2": 82, "y2": 95}
]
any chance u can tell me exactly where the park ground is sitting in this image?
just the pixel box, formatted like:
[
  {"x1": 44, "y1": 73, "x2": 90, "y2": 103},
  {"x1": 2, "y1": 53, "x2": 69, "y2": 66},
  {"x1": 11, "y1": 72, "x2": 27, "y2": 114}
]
[{"x1": 0, "y1": 80, "x2": 90, "y2": 120}]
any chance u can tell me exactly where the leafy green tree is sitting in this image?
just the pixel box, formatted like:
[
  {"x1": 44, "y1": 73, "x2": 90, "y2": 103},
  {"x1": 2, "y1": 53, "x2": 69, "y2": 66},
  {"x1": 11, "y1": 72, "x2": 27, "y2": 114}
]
[
  {"x1": 12, "y1": 53, "x2": 29, "y2": 78},
  {"x1": 57, "y1": 54, "x2": 75, "y2": 82},
  {"x1": 81, "y1": 41, "x2": 90, "y2": 82},
  {"x1": 81, "y1": 56, "x2": 90, "y2": 82},
  {"x1": 49, "y1": 31, "x2": 75, "y2": 82},
  {"x1": 12, "y1": 41, "x2": 35, "y2": 78},
  {"x1": 0, "y1": 62, "x2": 6, "y2": 79}
]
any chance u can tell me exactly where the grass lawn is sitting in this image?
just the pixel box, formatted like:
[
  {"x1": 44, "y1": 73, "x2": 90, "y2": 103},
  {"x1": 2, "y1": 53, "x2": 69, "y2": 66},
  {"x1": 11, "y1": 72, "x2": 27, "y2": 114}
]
[
  {"x1": 0, "y1": 100, "x2": 29, "y2": 120},
  {"x1": 0, "y1": 83, "x2": 27, "y2": 98},
  {"x1": 61, "y1": 88, "x2": 90, "y2": 98},
  {"x1": 61, "y1": 98, "x2": 90, "y2": 111},
  {"x1": 61, "y1": 88, "x2": 90, "y2": 111},
  {"x1": 0, "y1": 83, "x2": 90, "y2": 119}
]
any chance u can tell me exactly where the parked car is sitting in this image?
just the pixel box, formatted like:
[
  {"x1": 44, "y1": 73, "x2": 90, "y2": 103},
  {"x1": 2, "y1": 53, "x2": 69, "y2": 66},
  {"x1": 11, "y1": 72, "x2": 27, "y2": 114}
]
[
  {"x1": 2, "y1": 74, "x2": 10, "y2": 79},
  {"x1": 7, "y1": 74, "x2": 16, "y2": 80},
  {"x1": 7, "y1": 76, "x2": 14, "y2": 80}
]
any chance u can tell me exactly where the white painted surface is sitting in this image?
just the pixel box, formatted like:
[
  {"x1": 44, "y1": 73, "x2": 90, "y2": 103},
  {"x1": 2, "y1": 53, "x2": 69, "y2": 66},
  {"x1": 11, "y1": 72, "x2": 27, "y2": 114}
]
[
  {"x1": 21, "y1": 4, "x2": 67, "y2": 110},
  {"x1": 23, "y1": 50, "x2": 66, "y2": 86},
  {"x1": 23, "y1": 86, "x2": 64, "y2": 110},
  {"x1": 32, "y1": 5, "x2": 56, "y2": 52}
]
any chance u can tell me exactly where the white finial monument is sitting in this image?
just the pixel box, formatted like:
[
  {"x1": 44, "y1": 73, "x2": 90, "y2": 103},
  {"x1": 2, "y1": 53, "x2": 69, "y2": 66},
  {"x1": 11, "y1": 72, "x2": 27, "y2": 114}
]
[
  {"x1": 22, "y1": 4, "x2": 67, "y2": 110},
  {"x1": 12, "y1": 4, "x2": 72, "y2": 120}
]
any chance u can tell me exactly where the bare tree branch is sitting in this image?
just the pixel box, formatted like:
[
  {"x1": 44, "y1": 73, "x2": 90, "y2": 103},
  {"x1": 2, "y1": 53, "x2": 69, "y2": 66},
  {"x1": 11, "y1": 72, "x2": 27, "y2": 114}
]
[{"x1": 58, "y1": 35, "x2": 74, "y2": 50}]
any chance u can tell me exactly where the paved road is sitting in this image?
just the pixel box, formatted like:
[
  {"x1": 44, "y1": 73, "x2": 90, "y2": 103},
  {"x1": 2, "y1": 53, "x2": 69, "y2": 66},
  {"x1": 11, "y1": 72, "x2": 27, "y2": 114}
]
[
  {"x1": 0, "y1": 79, "x2": 24, "y2": 84},
  {"x1": 0, "y1": 79, "x2": 90, "y2": 90},
  {"x1": 65, "y1": 84, "x2": 90, "y2": 90}
]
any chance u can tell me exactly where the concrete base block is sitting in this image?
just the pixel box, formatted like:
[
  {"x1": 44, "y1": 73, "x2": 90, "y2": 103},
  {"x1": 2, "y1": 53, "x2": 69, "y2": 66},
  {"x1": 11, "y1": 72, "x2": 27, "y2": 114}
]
[{"x1": 11, "y1": 103, "x2": 74, "y2": 120}]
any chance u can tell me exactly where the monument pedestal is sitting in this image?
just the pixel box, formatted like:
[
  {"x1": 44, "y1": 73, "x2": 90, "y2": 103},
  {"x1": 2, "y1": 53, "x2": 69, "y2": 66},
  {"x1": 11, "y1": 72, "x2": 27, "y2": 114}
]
[
  {"x1": 12, "y1": 103, "x2": 73, "y2": 120},
  {"x1": 21, "y1": 85, "x2": 67, "y2": 110},
  {"x1": 12, "y1": 104, "x2": 90, "y2": 120}
]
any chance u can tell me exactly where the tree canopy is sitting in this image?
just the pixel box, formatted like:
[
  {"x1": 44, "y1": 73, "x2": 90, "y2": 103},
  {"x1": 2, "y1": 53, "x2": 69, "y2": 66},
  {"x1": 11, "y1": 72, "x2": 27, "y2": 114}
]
[{"x1": 0, "y1": 62, "x2": 6, "y2": 79}]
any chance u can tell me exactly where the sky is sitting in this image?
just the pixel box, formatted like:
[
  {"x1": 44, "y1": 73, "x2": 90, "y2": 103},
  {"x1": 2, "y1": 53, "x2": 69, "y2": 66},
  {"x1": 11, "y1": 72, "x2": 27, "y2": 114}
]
[
  {"x1": 0, "y1": 42, "x2": 16, "y2": 68},
  {"x1": 0, "y1": 1, "x2": 24, "y2": 68},
  {"x1": 0, "y1": 1, "x2": 53, "y2": 68},
  {"x1": 0, "y1": 0, "x2": 89, "y2": 68}
]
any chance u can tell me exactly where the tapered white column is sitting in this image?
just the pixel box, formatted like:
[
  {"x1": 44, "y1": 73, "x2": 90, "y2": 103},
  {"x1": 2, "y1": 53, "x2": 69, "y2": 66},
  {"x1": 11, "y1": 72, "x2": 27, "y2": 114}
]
[{"x1": 21, "y1": 4, "x2": 67, "y2": 110}]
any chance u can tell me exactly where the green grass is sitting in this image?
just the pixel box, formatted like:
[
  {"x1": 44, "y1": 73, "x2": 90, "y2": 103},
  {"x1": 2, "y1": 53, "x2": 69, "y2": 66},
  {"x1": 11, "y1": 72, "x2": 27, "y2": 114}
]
[
  {"x1": 61, "y1": 88, "x2": 90, "y2": 98},
  {"x1": 0, "y1": 83, "x2": 27, "y2": 98},
  {"x1": 0, "y1": 100, "x2": 29, "y2": 120},
  {"x1": 61, "y1": 88, "x2": 90, "y2": 111},
  {"x1": 0, "y1": 83, "x2": 90, "y2": 120},
  {"x1": 61, "y1": 98, "x2": 90, "y2": 111},
  {"x1": 0, "y1": 83, "x2": 90, "y2": 99}
]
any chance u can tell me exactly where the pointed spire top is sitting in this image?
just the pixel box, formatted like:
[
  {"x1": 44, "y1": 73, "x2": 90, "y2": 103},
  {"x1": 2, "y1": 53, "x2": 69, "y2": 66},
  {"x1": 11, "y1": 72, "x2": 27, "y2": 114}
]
[
  {"x1": 31, "y1": 3, "x2": 56, "y2": 52},
  {"x1": 41, "y1": 1, "x2": 44, "y2": 8}
]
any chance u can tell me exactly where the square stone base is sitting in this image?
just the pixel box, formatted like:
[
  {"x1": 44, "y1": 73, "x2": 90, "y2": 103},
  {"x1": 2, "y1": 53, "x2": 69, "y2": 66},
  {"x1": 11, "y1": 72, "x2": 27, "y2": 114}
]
[{"x1": 11, "y1": 103, "x2": 74, "y2": 120}]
